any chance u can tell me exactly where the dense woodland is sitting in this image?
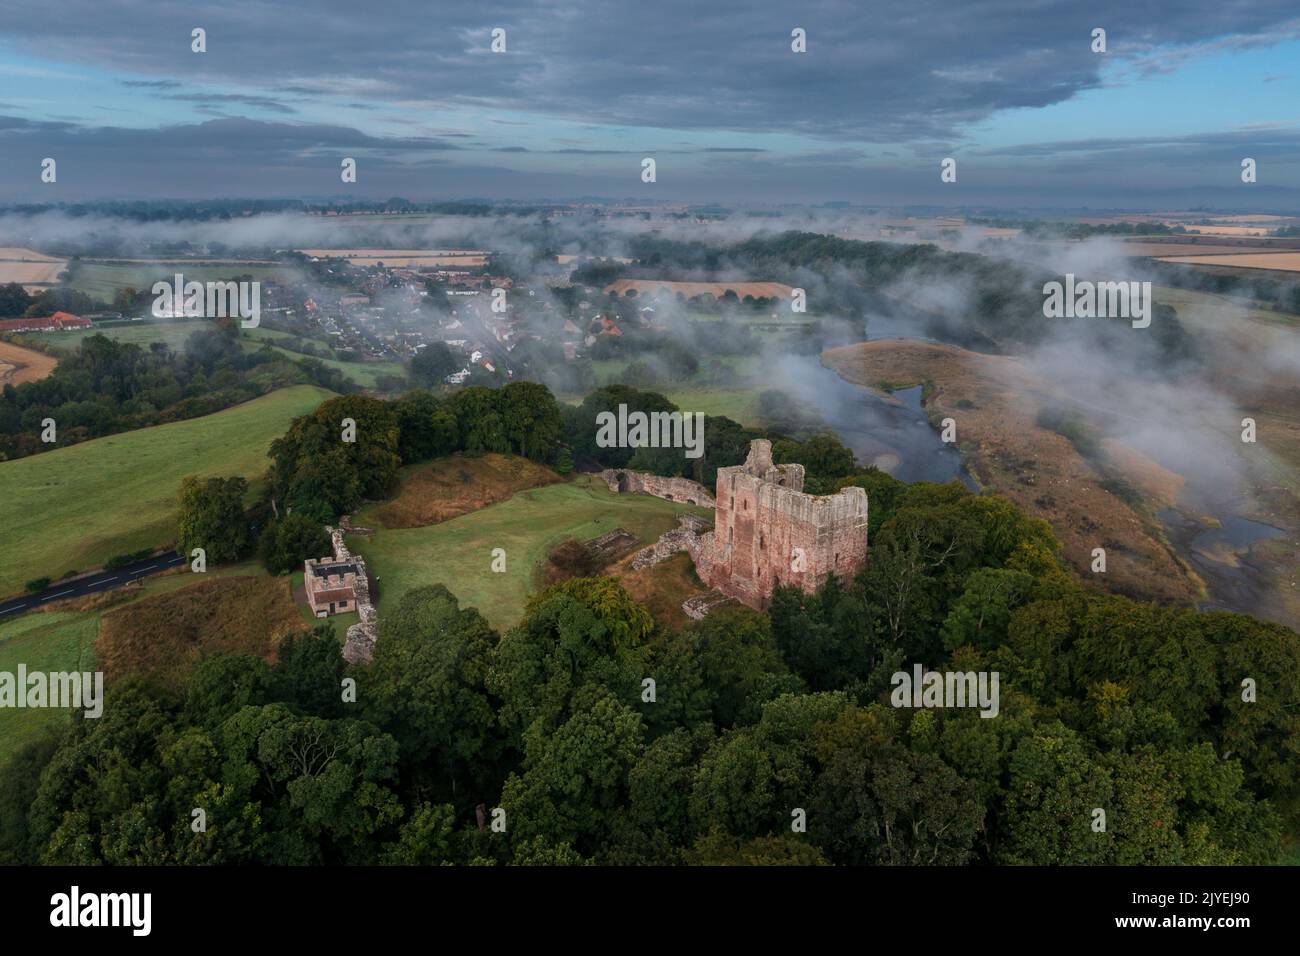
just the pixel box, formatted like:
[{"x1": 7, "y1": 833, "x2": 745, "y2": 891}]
[{"x1": 2, "y1": 452, "x2": 1295, "y2": 865}]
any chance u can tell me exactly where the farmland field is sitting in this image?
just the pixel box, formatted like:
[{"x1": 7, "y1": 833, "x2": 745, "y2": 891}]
[
  {"x1": 1157, "y1": 252, "x2": 1300, "y2": 272},
  {"x1": 243, "y1": 340, "x2": 400, "y2": 387},
  {"x1": 0, "y1": 247, "x2": 67, "y2": 290},
  {"x1": 297, "y1": 248, "x2": 487, "y2": 267},
  {"x1": 21, "y1": 321, "x2": 401, "y2": 387},
  {"x1": 0, "y1": 385, "x2": 333, "y2": 597},
  {"x1": 580, "y1": 356, "x2": 765, "y2": 425},
  {"x1": 1119, "y1": 241, "x2": 1300, "y2": 257},
  {"x1": 0, "y1": 341, "x2": 57, "y2": 386},
  {"x1": 350, "y1": 474, "x2": 709, "y2": 631},
  {"x1": 657, "y1": 387, "x2": 761, "y2": 424},
  {"x1": 69, "y1": 261, "x2": 295, "y2": 300},
  {"x1": 605, "y1": 279, "x2": 796, "y2": 299},
  {"x1": 18, "y1": 319, "x2": 214, "y2": 353}
]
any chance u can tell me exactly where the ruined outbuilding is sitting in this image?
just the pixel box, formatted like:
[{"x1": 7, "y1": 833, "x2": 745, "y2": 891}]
[{"x1": 303, "y1": 526, "x2": 378, "y2": 664}]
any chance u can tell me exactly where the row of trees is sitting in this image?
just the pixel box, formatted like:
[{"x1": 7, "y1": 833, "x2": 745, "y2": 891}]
[
  {"x1": 566, "y1": 383, "x2": 856, "y2": 489},
  {"x1": 0, "y1": 283, "x2": 99, "y2": 319},
  {"x1": 4, "y1": 465, "x2": 1295, "y2": 865},
  {"x1": 175, "y1": 474, "x2": 333, "y2": 576}
]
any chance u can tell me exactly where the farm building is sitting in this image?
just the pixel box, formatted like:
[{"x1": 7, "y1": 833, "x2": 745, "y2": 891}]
[{"x1": 0, "y1": 311, "x2": 91, "y2": 332}]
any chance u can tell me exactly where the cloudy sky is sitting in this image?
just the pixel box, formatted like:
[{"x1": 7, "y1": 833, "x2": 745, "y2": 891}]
[{"x1": 1, "y1": 0, "x2": 1298, "y2": 207}]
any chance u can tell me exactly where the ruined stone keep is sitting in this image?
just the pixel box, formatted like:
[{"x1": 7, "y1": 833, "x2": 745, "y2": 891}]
[{"x1": 691, "y1": 439, "x2": 868, "y2": 609}]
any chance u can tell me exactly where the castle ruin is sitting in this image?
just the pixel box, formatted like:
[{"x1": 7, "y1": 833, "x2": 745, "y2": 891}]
[
  {"x1": 692, "y1": 440, "x2": 868, "y2": 609},
  {"x1": 626, "y1": 439, "x2": 869, "y2": 614}
]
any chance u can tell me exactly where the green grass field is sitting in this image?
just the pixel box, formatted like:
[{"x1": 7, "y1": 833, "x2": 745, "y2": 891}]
[
  {"x1": 566, "y1": 356, "x2": 765, "y2": 426},
  {"x1": 350, "y1": 474, "x2": 709, "y2": 631},
  {"x1": 22, "y1": 320, "x2": 400, "y2": 389},
  {"x1": 589, "y1": 355, "x2": 757, "y2": 386},
  {"x1": 0, "y1": 385, "x2": 333, "y2": 597},
  {"x1": 0, "y1": 560, "x2": 316, "y2": 765},
  {"x1": 662, "y1": 388, "x2": 762, "y2": 424},
  {"x1": 21, "y1": 319, "x2": 215, "y2": 353},
  {"x1": 0, "y1": 610, "x2": 100, "y2": 761},
  {"x1": 69, "y1": 262, "x2": 294, "y2": 301},
  {"x1": 245, "y1": 341, "x2": 399, "y2": 388}
]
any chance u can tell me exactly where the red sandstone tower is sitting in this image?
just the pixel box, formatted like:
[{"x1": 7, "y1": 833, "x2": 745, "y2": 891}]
[{"x1": 692, "y1": 439, "x2": 869, "y2": 609}]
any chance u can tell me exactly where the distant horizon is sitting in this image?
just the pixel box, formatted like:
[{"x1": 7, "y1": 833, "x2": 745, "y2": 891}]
[{"x1": 3, "y1": 196, "x2": 1300, "y2": 217}]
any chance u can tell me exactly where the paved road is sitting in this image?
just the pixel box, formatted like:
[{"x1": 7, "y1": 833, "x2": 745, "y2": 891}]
[{"x1": 0, "y1": 551, "x2": 186, "y2": 622}]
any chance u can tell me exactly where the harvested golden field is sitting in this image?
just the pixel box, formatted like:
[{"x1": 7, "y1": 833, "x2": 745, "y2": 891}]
[
  {"x1": 0, "y1": 247, "x2": 67, "y2": 289},
  {"x1": 361, "y1": 453, "x2": 564, "y2": 529},
  {"x1": 96, "y1": 575, "x2": 306, "y2": 688},
  {"x1": 92, "y1": 257, "x2": 278, "y2": 265},
  {"x1": 1207, "y1": 215, "x2": 1291, "y2": 223},
  {"x1": 0, "y1": 246, "x2": 61, "y2": 260},
  {"x1": 1181, "y1": 225, "x2": 1274, "y2": 236},
  {"x1": 557, "y1": 254, "x2": 633, "y2": 265},
  {"x1": 1158, "y1": 252, "x2": 1300, "y2": 272},
  {"x1": 822, "y1": 339, "x2": 1202, "y2": 604},
  {"x1": 605, "y1": 279, "x2": 796, "y2": 300},
  {"x1": 1121, "y1": 242, "x2": 1298, "y2": 257},
  {"x1": 0, "y1": 341, "x2": 57, "y2": 386}
]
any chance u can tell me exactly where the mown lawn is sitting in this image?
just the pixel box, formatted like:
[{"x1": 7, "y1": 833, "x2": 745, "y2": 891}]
[
  {"x1": 0, "y1": 385, "x2": 333, "y2": 597},
  {"x1": 349, "y1": 474, "x2": 709, "y2": 632}
]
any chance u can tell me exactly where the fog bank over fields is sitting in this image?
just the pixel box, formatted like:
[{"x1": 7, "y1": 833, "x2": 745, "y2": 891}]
[{"x1": 4, "y1": 203, "x2": 1297, "y2": 516}]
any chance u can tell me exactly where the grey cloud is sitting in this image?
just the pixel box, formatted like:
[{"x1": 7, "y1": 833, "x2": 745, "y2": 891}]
[{"x1": 4, "y1": 1, "x2": 1298, "y2": 143}]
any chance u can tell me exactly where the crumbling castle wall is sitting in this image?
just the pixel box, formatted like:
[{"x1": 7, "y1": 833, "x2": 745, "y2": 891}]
[
  {"x1": 629, "y1": 513, "x2": 709, "y2": 570},
  {"x1": 597, "y1": 468, "x2": 715, "y2": 507},
  {"x1": 325, "y1": 525, "x2": 379, "y2": 664}
]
